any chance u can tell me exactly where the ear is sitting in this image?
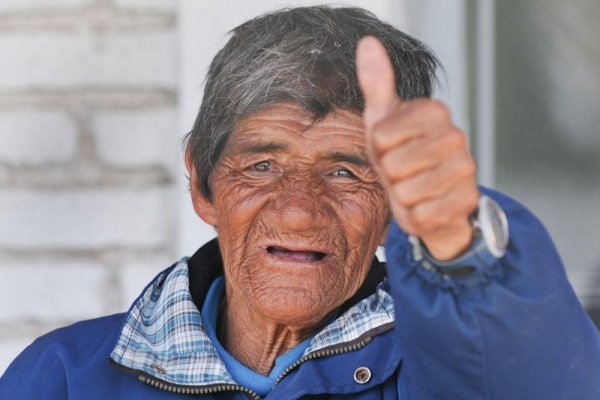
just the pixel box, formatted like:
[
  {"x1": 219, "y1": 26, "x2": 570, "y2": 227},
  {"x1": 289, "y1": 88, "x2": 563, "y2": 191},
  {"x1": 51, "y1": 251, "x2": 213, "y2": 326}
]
[{"x1": 185, "y1": 143, "x2": 218, "y2": 227}]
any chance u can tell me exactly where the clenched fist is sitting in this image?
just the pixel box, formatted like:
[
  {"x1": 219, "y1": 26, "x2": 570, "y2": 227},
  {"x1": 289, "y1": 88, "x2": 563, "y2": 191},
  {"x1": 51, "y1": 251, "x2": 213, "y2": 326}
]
[{"x1": 356, "y1": 36, "x2": 479, "y2": 260}]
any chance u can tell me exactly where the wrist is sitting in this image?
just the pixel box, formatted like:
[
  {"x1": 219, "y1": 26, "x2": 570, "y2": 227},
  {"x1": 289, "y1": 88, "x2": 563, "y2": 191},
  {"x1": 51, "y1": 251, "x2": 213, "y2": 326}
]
[
  {"x1": 415, "y1": 195, "x2": 509, "y2": 277},
  {"x1": 419, "y1": 221, "x2": 473, "y2": 261}
]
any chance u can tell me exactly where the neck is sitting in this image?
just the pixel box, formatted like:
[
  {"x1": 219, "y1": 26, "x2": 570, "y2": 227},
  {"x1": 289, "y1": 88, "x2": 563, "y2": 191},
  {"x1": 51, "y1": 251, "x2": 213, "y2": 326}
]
[{"x1": 220, "y1": 291, "x2": 327, "y2": 375}]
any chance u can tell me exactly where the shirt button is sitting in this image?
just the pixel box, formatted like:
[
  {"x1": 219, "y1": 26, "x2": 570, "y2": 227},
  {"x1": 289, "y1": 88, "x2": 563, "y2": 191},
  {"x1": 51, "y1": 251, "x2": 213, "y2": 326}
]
[{"x1": 353, "y1": 366, "x2": 372, "y2": 384}]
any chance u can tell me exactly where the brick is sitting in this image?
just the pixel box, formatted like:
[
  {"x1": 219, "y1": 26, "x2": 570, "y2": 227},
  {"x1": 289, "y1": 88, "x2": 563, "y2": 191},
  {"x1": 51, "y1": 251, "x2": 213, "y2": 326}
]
[
  {"x1": 0, "y1": 188, "x2": 171, "y2": 248},
  {"x1": 0, "y1": 110, "x2": 77, "y2": 165},
  {"x1": 0, "y1": 0, "x2": 91, "y2": 12},
  {"x1": 94, "y1": 108, "x2": 178, "y2": 170},
  {"x1": 114, "y1": 0, "x2": 176, "y2": 12},
  {"x1": 0, "y1": 262, "x2": 110, "y2": 323},
  {"x1": 117, "y1": 254, "x2": 174, "y2": 308},
  {"x1": 0, "y1": 31, "x2": 176, "y2": 89}
]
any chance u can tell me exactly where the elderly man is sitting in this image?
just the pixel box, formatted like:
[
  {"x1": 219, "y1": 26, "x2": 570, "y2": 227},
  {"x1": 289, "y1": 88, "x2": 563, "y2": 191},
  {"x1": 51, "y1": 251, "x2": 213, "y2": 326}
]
[{"x1": 1, "y1": 6, "x2": 599, "y2": 400}]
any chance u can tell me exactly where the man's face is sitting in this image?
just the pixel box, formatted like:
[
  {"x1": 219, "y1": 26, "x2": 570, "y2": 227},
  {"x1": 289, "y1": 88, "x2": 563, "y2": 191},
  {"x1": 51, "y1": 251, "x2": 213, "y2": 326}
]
[{"x1": 193, "y1": 103, "x2": 389, "y2": 326}]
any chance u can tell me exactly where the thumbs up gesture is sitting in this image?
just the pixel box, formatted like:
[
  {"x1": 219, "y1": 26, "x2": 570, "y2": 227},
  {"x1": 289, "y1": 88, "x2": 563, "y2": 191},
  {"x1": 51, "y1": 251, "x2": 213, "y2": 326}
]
[{"x1": 356, "y1": 37, "x2": 479, "y2": 260}]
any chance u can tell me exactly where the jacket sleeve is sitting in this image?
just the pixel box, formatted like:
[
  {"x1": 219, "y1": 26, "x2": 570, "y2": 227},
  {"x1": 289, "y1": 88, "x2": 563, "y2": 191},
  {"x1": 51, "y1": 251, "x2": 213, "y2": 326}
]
[
  {"x1": 0, "y1": 336, "x2": 69, "y2": 399},
  {"x1": 384, "y1": 187, "x2": 600, "y2": 399}
]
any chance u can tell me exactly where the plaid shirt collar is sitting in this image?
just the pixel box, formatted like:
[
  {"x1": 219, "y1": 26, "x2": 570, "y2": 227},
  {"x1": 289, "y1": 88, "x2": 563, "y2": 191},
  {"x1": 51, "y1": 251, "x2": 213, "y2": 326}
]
[{"x1": 110, "y1": 257, "x2": 395, "y2": 387}]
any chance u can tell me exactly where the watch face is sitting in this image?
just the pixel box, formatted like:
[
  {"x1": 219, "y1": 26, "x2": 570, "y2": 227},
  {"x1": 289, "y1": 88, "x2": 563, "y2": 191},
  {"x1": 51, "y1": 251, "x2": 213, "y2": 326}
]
[{"x1": 480, "y1": 196, "x2": 509, "y2": 257}]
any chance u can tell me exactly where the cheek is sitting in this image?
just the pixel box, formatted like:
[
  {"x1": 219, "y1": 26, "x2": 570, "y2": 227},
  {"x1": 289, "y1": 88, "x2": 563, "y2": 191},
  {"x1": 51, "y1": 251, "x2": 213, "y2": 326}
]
[
  {"x1": 210, "y1": 171, "x2": 272, "y2": 278},
  {"x1": 214, "y1": 175, "x2": 267, "y2": 221},
  {"x1": 328, "y1": 184, "x2": 388, "y2": 292},
  {"x1": 331, "y1": 184, "x2": 388, "y2": 241}
]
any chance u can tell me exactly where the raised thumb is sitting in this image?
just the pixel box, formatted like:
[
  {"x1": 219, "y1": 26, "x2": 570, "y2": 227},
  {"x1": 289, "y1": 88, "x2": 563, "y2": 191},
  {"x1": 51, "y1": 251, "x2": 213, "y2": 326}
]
[{"x1": 356, "y1": 36, "x2": 399, "y2": 130}]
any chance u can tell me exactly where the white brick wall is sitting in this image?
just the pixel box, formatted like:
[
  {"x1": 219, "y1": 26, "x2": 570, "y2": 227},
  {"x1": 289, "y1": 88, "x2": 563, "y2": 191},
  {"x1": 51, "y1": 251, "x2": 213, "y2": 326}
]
[
  {"x1": 0, "y1": 0, "x2": 92, "y2": 12},
  {"x1": 0, "y1": 188, "x2": 171, "y2": 248},
  {"x1": 94, "y1": 108, "x2": 178, "y2": 170},
  {"x1": 0, "y1": 262, "x2": 110, "y2": 322},
  {"x1": 115, "y1": 0, "x2": 177, "y2": 12},
  {"x1": 0, "y1": 1, "x2": 179, "y2": 375},
  {"x1": 0, "y1": 110, "x2": 77, "y2": 164},
  {"x1": 0, "y1": 31, "x2": 176, "y2": 89}
]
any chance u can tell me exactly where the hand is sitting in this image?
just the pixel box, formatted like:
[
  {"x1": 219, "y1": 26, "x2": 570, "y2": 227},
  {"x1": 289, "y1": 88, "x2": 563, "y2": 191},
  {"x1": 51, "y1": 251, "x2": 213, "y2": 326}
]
[{"x1": 355, "y1": 36, "x2": 479, "y2": 260}]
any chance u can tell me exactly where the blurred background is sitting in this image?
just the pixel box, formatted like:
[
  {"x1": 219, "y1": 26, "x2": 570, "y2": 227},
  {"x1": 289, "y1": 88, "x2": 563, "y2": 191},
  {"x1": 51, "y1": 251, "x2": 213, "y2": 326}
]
[{"x1": 0, "y1": 0, "x2": 598, "y2": 373}]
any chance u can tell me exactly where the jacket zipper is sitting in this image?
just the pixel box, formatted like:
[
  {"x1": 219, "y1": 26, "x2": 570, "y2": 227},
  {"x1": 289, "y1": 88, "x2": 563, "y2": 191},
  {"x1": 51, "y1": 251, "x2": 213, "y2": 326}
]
[
  {"x1": 115, "y1": 336, "x2": 373, "y2": 399},
  {"x1": 138, "y1": 373, "x2": 261, "y2": 399},
  {"x1": 109, "y1": 358, "x2": 261, "y2": 399},
  {"x1": 273, "y1": 336, "x2": 373, "y2": 387}
]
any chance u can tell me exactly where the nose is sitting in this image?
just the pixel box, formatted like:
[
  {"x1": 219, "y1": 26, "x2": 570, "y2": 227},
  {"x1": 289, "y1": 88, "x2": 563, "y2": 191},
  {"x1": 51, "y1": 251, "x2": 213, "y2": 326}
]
[{"x1": 274, "y1": 174, "x2": 329, "y2": 232}]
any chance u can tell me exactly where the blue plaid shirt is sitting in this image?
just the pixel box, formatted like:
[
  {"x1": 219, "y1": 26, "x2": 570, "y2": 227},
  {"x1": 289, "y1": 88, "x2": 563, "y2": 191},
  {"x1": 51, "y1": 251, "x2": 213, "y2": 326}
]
[{"x1": 110, "y1": 258, "x2": 395, "y2": 388}]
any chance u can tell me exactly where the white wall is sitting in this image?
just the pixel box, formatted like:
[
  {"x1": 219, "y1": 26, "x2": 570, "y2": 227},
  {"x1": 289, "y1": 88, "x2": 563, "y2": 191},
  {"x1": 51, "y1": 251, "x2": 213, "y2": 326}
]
[{"x1": 0, "y1": 0, "x2": 179, "y2": 374}]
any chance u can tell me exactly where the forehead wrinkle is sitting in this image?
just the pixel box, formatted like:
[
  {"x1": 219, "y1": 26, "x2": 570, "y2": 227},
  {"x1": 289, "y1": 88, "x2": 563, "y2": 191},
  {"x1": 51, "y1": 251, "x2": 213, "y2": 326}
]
[
  {"x1": 231, "y1": 119, "x2": 312, "y2": 145},
  {"x1": 296, "y1": 114, "x2": 366, "y2": 142},
  {"x1": 243, "y1": 119, "x2": 311, "y2": 133},
  {"x1": 242, "y1": 106, "x2": 314, "y2": 130},
  {"x1": 227, "y1": 127, "x2": 369, "y2": 160},
  {"x1": 227, "y1": 105, "x2": 367, "y2": 158},
  {"x1": 242, "y1": 103, "x2": 363, "y2": 133}
]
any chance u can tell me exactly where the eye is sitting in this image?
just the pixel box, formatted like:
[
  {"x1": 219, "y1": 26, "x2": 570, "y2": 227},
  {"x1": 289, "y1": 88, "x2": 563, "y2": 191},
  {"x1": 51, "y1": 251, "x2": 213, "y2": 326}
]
[
  {"x1": 251, "y1": 160, "x2": 271, "y2": 172},
  {"x1": 333, "y1": 167, "x2": 356, "y2": 178}
]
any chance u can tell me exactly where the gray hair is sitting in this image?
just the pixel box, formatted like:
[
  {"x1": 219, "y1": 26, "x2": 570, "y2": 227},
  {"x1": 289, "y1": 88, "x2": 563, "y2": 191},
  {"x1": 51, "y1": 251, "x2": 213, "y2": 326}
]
[{"x1": 185, "y1": 6, "x2": 440, "y2": 200}]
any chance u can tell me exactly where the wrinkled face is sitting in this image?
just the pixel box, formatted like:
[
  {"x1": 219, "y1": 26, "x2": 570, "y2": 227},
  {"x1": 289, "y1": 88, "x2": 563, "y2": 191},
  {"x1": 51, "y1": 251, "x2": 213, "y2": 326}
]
[{"x1": 193, "y1": 103, "x2": 389, "y2": 326}]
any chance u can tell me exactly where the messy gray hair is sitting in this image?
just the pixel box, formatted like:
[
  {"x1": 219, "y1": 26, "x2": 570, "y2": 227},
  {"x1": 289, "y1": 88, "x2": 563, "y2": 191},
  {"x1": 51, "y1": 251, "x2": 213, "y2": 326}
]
[{"x1": 185, "y1": 6, "x2": 440, "y2": 200}]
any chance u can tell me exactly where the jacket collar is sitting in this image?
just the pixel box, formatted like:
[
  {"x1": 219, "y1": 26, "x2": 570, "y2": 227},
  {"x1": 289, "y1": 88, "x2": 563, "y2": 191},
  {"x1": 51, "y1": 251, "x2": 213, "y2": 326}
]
[{"x1": 110, "y1": 239, "x2": 395, "y2": 387}]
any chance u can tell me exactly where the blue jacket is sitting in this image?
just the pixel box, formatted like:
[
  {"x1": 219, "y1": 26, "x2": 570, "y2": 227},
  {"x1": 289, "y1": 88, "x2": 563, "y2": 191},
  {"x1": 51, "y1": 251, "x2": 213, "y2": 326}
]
[{"x1": 2, "y1": 188, "x2": 599, "y2": 399}]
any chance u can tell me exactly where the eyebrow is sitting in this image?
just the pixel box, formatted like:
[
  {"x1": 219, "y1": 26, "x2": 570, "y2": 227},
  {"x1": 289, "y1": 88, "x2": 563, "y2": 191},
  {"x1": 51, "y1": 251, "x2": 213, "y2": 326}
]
[
  {"x1": 327, "y1": 151, "x2": 370, "y2": 168},
  {"x1": 236, "y1": 142, "x2": 288, "y2": 155},
  {"x1": 234, "y1": 142, "x2": 369, "y2": 168}
]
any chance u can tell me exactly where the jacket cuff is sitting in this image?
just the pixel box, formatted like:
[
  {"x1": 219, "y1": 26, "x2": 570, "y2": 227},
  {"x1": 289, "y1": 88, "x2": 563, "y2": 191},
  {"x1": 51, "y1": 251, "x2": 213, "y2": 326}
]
[{"x1": 411, "y1": 231, "x2": 501, "y2": 279}]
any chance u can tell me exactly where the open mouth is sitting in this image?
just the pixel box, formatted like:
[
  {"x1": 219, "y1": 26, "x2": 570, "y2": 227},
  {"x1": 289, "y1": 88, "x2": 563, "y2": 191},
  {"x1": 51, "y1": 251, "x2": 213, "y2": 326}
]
[{"x1": 266, "y1": 246, "x2": 327, "y2": 262}]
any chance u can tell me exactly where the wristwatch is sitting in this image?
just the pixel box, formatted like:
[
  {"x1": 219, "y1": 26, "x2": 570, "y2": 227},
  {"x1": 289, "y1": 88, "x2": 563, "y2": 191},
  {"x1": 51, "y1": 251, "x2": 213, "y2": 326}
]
[
  {"x1": 472, "y1": 195, "x2": 509, "y2": 258},
  {"x1": 417, "y1": 194, "x2": 509, "y2": 275}
]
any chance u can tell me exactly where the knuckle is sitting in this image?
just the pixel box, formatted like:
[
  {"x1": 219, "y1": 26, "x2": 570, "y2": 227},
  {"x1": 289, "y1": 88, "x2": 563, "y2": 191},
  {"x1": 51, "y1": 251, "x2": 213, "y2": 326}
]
[
  {"x1": 380, "y1": 149, "x2": 407, "y2": 180},
  {"x1": 379, "y1": 151, "x2": 394, "y2": 175},
  {"x1": 371, "y1": 121, "x2": 399, "y2": 151},
  {"x1": 444, "y1": 128, "x2": 467, "y2": 150},
  {"x1": 393, "y1": 184, "x2": 416, "y2": 207},
  {"x1": 425, "y1": 99, "x2": 451, "y2": 121},
  {"x1": 371, "y1": 126, "x2": 388, "y2": 150},
  {"x1": 456, "y1": 156, "x2": 477, "y2": 178},
  {"x1": 410, "y1": 206, "x2": 433, "y2": 230}
]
